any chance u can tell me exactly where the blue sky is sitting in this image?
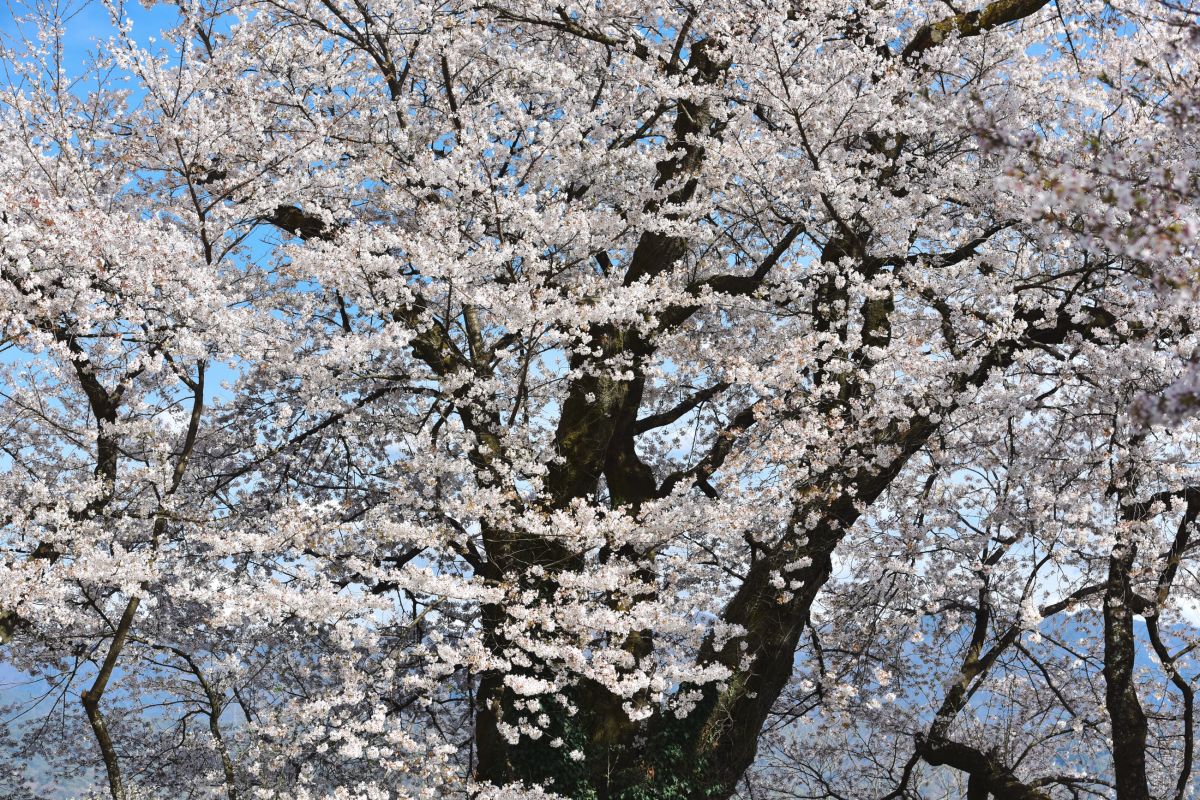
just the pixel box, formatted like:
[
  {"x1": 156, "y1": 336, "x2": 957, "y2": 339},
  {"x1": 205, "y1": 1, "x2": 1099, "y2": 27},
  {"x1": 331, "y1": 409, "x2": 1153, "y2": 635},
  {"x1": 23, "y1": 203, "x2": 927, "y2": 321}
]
[{"x1": 1, "y1": 0, "x2": 175, "y2": 61}]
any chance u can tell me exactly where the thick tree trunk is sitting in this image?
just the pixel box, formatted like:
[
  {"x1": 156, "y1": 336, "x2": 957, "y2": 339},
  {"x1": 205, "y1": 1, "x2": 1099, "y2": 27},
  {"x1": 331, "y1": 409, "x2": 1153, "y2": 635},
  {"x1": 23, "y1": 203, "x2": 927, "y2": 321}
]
[{"x1": 1103, "y1": 543, "x2": 1152, "y2": 800}]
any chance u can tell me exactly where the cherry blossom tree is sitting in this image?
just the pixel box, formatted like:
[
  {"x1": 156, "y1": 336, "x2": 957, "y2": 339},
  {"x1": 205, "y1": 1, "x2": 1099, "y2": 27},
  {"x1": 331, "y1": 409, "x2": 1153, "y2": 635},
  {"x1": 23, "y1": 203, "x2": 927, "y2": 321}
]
[{"x1": 1, "y1": 0, "x2": 1199, "y2": 799}]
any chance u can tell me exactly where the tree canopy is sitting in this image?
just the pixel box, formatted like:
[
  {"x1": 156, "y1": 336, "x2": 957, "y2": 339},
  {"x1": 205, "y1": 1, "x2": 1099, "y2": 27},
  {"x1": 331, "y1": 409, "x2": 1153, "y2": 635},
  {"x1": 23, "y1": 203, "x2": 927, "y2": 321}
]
[{"x1": 1, "y1": 0, "x2": 1199, "y2": 798}]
